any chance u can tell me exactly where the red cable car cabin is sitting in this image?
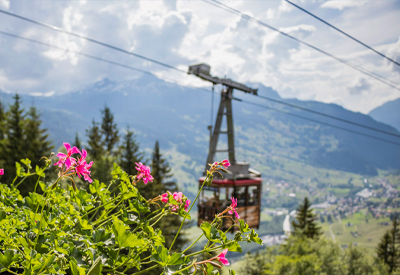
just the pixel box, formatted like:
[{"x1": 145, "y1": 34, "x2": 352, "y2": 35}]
[{"x1": 197, "y1": 162, "x2": 262, "y2": 230}]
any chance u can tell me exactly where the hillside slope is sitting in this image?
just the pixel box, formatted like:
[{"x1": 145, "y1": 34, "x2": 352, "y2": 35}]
[
  {"x1": 369, "y1": 97, "x2": 400, "y2": 132},
  {"x1": 1, "y1": 75, "x2": 399, "y2": 186}
]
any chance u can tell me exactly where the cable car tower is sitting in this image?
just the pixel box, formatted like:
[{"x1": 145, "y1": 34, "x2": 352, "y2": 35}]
[{"x1": 188, "y1": 63, "x2": 262, "y2": 230}]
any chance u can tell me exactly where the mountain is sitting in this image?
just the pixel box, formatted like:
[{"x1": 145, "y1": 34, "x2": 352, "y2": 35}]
[
  {"x1": 369, "y1": 97, "x2": 400, "y2": 132},
  {"x1": 1, "y1": 75, "x2": 400, "y2": 191}
]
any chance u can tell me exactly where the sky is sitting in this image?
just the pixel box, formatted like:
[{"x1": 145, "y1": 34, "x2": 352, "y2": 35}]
[{"x1": 0, "y1": 0, "x2": 399, "y2": 113}]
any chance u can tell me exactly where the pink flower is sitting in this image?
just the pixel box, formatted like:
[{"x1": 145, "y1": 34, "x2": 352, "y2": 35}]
[
  {"x1": 184, "y1": 199, "x2": 191, "y2": 212},
  {"x1": 228, "y1": 197, "x2": 240, "y2": 219},
  {"x1": 161, "y1": 193, "x2": 169, "y2": 203},
  {"x1": 0, "y1": 168, "x2": 3, "y2": 175},
  {"x1": 216, "y1": 249, "x2": 230, "y2": 266},
  {"x1": 135, "y1": 162, "x2": 154, "y2": 185},
  {"x1": 54, "y1": 143, "x2": 80, "y2": 169},
  {"x1": 173, "y1": 192, "x2": 183, "y2": 203},
  {"x1": 75, "y1": 149, "x2": 93, "y2": 183},
  {"x1": 221, "y1": 159, "x2": 231, "y2": 168}
]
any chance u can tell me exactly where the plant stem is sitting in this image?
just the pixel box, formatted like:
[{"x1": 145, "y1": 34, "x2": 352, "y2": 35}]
[
  {"x1": 169, "y1": 177, "x2": 208, "y2": 252},
  {"x1": 150, "y1": 213, "x2": 165, "y2": 227},
  {"x1": 131, "y1": 264, "x2": 158, "y2": 275},
  {"x1": 182, "y1": 233, "x2": 203, "y2": 254},
  {"x1": 33, "y1": 176, "x2": 41, "y2": 193}
]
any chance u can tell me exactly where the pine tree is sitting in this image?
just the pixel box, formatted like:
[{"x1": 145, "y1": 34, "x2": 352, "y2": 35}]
[
  {"x1": 24, "y1": 106, "x2": 53, "y2": 163},
  {"x1": 138, "y1": 141, "x2": 189, "y2": 274},
  {"x1": 292, "y1": 197, "x2": 322, "y2": 239},
  {"x1": 74, "y1": 132, "x2": 82, "y2": 149},
  {"x1": 389, "y1": 218, "x2": 400, "y2": 273},
  {"x1": 101, "y1": 106, "x2": 119, "y2": 153},
  {"x1": 377, "y1": 231, "x2": 392, "y2": 268},
  {"x1": 86, "y1": 120, "x2": 104, "y2": 160},
  {"x1": 2, "y1": 94, "x2": 26, "y2": 183},
  {"x1": 19, "y1": 106, "x2": 53, "y2": 195},
  {"x1": 0, "y1": 101, "x2": 5, "y2": 141},
  {"x1": 0, "y1": 101, "x2": 6, "y2": 170},
  {"x1": 119, "y1": 128, "x2": 143, "y2": 176}
]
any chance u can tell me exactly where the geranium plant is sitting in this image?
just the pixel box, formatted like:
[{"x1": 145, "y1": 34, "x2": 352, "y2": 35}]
[{"x1": 0, "y1": 144, "x2": 262, "y2": 274}]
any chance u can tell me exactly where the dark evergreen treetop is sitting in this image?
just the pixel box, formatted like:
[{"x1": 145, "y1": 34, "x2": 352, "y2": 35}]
[
  {"x1": 74, "y1": 132, "x2": 82, "y2": 150},
  {"x1": 86, "y1": 120, "x2": 104, "y2": 160},
  {"x1": 377, "y1": 230, "x2": 392, "y2": 269},
  {"x1": 101, "y1": 106, "x2": 119, "y2": 153},
  {"x1": 119, "y1": 127, "x2": 143, "y2": 176},
  {"x1": 292, "y1": 197, "x2": 322, "y2": 239},
  {"x1": 0, "y1": 95, "x2": 52, "y2": 195}
]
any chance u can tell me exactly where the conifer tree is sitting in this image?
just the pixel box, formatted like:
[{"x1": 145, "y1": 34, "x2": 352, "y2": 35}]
[
  {"x1": 292, "y1": 197, "x2": 322, "y2": 239},
  {"x1": 101, "y1": 106, "x2": 119, "y2": 153},
  {"x1": 24, "y1": 106, "x2": 53, "y2": 164},
  {"x1": 0, "y1": 101, "x2": 5, "y2": 141},
  {"x1": 139, "y1": 141, "x2": 189, "y2": 274},
  {"x1": 151, "y1": 141, "x2": 189, "y2": 252},
  {"x1": 2, "y1": 94, "x2": 26, "y2": 183},
  {"x1": 74, "y1": 132, "x2": 82, "y2": 150},
  {"x1": 0, "y1": 101, "x2": 6, "y2": 169},
  {"x1": 389, "y1": 218, "x2": 400, "y2": 273},
  {"x1": 377, "y1": 231, "x2": 392, "y2": 269},
  {"x1": 86, "y1": 120, "x2": 104, "y2": 160},
  {"x1": 18, "y1": 106, "x2": 52, "y2": 195},
  {"x1": 119, "y1": 128, "x2": 143, "y2": 176}
]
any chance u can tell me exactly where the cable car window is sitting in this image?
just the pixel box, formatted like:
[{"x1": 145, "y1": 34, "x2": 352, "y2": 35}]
[
  {"x1": 235, "y1": 187, "x2": 246, "y2": 207},
  {"x1": 248, "y1": 186, "x2": 259, "y2": 206},
  {"x1": 201, "y1": 188, "x2": 219, "y2": 207},
  {"x1": 220, "y1": 187, "x2": 233, "y2": 208}
]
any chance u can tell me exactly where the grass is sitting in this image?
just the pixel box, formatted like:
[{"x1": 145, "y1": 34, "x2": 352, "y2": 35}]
[{"x1": 321, "y1": 211, "x2": 392, "y2": 256}]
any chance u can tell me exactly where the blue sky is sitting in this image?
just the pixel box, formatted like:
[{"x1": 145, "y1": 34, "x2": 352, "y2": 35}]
[{"x1": 0, "y1": 0, "x2": 399, "y2": 113}]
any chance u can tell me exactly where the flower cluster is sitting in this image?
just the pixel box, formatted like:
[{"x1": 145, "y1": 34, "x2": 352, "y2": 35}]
[
  {"x1": 195, "y1": 249, "x2": 230, "y2": 271},
  {"x1": 161, "y1": 191, "x2": 191, "y2": 212},
  {"x1": 213, "y1": 159, "x2": 231, "y2": 169},
  {"x1": 228, "y1": 197, "x2": 240, "y2": 219},
  {"x1": 135, "y1": 162, "x2": 154, "y2": 185},
  {"x1": 54, "y1": 143, "x2": 93, "y2": 183},
  {"x1": 0, "y1": 168, "x2": 3, "y2": 176}
]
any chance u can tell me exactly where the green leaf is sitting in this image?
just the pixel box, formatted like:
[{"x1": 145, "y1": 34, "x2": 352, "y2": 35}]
[
  {"x1": 0, "y1": 250, "x2": 19, "y2": 269},
  {"x1": 35, "y1": 166, "x2": 45, "y2": 177},
  {"x1": 228, "y1": 269, "x2": 236, "y2": 275},
  {"x1": 200, "y1": 222, "x2": 223, "y2": 243},
  {"x1": 86, "y1": 257, "x2": 102, "y2": 275},
  {"x1": 224, "y1": 241, "x2": 242, "y2": 253},
  {"x1": 112, "y1": 217, "x2": 143, "y2": 248},
  {"x1": 21, "y1": 158, "x2": 32, "y2": 169},
  {"x1": 15, "y1": 162, "x2": 23, "y2": 177},
  {"x1": 150, "y1": 246, "x2": 168, "y2": 265},
  {"x1": 239, "y1": 220, "x2": 250, "y2": 233},
  {"x1": 248, "y1": 229, "x2": 263, "y2": 245}
]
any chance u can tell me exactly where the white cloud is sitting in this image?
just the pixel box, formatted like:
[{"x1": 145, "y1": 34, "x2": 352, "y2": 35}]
[
  {"x1": 0, "y1": 0, "x2": 399, "y2": 113},
  {"x1": 321, "y1": 1, "x2": 366, "y2": 11},
  {"x1": 0, "y1": 0, "x2": 9, "y2": 9}
]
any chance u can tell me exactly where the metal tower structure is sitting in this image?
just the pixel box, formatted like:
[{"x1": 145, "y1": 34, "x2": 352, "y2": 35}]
[{"x1": 188, "y1": 63, "x2": 258, "y2": 176}]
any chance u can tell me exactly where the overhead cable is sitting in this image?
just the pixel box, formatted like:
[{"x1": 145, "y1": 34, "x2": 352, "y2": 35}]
[
  {"x1": 238, "y1": 98, "x2": 400, "y2": 146},
  {"x1": 0, "y1": 9, "x2": 186, "y2": 73},
  {"x1": 257, "y1": 94, "x2": 400, "y2": 138},
  {"x1": 285, "y1": 0, "x2": 400, "y2": 68},
  {"x1": 201, "y1": 0, "x2": 400, "y2": 91},
  {"x1": 2, "y1": 30, "x2": 399, "y2": 147}
]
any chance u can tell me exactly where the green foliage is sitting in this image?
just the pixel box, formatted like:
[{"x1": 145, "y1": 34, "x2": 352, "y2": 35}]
[
  {"x1": 101, "y1": 106, "x2": 119, "y2": 153},
  {"x1": 377, "y1": 218, "x2": 400, "y2": 273},
  {"x1": 119, "y1": 128, "x2": 143, "y2": 176},
  {"x1": 263, "y1": 235, "x2": 387, "y2": 275},
  {"x1": 291, "y1": 197, "x2": 322, "y2": 239},
  {"x1": 0, "y1": 154, "x2": 261, "y2": 274},
  {"x1": 0, "y1": 95, "x2": 53, "y2": 195}
]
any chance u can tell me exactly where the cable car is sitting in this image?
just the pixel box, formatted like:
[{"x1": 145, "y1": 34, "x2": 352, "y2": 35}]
[{"x1": 188, "y1": 63, "x2": 262, "y2": 230}]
